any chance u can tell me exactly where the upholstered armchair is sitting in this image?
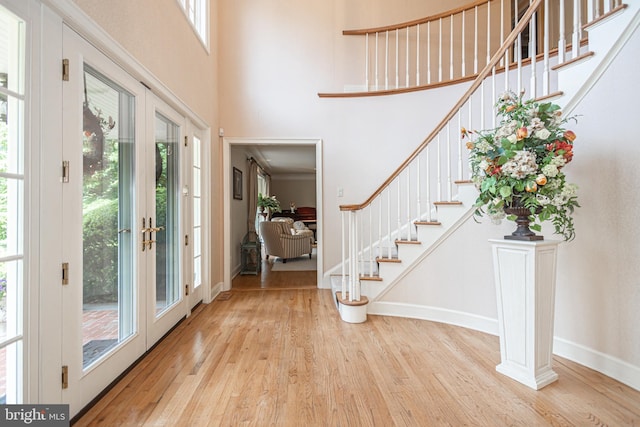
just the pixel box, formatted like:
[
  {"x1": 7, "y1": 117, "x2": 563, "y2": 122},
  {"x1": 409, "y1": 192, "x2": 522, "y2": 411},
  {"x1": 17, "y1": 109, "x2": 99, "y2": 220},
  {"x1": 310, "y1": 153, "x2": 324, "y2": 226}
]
[{"x1": 259, "y1": 219, "x2": 312, "y2": 263}]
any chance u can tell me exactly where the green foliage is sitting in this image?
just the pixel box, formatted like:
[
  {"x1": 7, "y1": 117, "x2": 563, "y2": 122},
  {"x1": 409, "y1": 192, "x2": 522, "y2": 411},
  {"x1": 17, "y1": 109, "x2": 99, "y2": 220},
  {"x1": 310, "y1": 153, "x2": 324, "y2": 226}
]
[
  {"x1": 258, "y1": 193, "x2": 281, "y2": 212},
  {"x1": 83, "y1": 198, "x2": 118, "y2": 303}
]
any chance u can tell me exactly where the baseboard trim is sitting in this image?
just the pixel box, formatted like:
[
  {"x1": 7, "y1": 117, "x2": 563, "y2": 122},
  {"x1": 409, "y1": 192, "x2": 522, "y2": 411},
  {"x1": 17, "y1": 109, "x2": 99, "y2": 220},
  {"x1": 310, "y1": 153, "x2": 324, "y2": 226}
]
[
  {"x1": 367, "y1": 301, "x2": 498, "y2": 336},
  {"x1": 553, "y1": 337, "x2": 640, "y2": 392},
  {"x1": 367, "y1": 302, "x2": 640, "y2": 391}
]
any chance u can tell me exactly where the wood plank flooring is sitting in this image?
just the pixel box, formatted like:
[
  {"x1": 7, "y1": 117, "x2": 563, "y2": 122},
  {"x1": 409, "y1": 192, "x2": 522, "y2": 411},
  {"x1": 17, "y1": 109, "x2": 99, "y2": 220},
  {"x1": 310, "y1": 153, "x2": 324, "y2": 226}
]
[{"x1": 74, "y1": 288, "x2": 640, "y2": 426}]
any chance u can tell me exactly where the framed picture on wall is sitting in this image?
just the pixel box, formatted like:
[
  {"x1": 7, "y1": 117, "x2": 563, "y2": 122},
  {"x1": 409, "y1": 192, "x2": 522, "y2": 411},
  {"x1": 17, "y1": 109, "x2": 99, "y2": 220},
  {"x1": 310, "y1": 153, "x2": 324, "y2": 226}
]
[{"x1": 233, "y1": 167, "x2": 243, "y2": 200}]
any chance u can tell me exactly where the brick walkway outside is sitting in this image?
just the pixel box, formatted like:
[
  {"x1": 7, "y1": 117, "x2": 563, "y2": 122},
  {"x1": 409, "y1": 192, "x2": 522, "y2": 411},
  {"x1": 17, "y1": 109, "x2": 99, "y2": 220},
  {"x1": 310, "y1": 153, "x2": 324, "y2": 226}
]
[{"x1": 0, "y1": 308, "x2": 118, "y2": 401}]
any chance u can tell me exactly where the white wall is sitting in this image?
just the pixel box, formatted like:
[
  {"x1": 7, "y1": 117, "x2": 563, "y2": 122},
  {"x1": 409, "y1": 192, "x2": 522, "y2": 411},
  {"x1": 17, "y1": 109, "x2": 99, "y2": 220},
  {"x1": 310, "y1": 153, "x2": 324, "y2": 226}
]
[{"x1": 552, "y1": 24, "x2": 640, "y2": 375}]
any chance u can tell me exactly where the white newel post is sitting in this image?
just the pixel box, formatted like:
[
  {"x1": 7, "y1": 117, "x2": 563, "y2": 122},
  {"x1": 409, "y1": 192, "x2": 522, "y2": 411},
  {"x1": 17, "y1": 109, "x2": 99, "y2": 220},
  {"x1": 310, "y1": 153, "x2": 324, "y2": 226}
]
[{"x1": 490, "y1": 239, "x2": 561, "y2": 390}]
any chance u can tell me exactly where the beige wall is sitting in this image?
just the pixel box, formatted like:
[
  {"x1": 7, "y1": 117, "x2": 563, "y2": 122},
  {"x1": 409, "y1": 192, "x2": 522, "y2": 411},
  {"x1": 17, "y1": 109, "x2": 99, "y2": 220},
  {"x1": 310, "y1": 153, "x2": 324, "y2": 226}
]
[
  {"x1": 73, "y1": 0, "x2": 224, "y2": 288},
  {"x1": 271, "y1": 176, "x2": 316, "y2": 210}
]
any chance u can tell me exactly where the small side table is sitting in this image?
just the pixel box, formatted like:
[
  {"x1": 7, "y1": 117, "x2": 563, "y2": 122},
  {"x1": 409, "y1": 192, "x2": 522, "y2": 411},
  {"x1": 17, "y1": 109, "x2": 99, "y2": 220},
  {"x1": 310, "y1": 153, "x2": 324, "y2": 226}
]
[{"x1": 240, "y1": 232, "x2": 261, "y2": 275}]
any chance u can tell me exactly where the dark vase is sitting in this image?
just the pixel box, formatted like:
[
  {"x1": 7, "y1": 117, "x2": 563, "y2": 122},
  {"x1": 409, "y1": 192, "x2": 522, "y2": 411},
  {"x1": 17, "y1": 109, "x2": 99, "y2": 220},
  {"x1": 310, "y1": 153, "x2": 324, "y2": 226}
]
[{"x1": 503, "y1": 198, "x2": 544, "y2": 241}]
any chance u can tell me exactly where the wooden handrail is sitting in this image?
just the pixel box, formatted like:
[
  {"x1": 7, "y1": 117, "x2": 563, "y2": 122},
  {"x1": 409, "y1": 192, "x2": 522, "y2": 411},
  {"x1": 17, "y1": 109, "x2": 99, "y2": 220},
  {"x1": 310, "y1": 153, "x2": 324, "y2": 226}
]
[
  {"x1": 339, "y1": 0, "x2": 544, "y2": 212},
  {"x1": 342, "y1": 0, "x2": 493, "y2": 36}
]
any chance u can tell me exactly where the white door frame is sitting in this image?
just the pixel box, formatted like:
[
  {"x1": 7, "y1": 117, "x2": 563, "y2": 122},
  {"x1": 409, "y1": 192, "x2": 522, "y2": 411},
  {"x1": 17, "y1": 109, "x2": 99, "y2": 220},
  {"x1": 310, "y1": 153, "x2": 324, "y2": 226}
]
[{"x1": 222, "y1": 137, "x2": 323, "y2": 291}]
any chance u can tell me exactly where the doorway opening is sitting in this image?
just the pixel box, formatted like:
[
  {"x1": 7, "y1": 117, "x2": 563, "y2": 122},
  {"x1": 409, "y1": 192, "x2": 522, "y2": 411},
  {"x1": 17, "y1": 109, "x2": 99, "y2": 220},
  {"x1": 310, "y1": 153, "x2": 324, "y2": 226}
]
[{"x1": 222, "y1": 138, "x2": 323, "y2": 291}]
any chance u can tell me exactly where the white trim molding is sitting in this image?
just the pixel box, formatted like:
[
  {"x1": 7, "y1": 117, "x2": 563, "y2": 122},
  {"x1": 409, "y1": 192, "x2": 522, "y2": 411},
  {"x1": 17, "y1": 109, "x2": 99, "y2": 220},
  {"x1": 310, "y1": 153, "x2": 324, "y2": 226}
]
[{"x1": 554, "y1": 337, "x2": 640, "y2": 392}]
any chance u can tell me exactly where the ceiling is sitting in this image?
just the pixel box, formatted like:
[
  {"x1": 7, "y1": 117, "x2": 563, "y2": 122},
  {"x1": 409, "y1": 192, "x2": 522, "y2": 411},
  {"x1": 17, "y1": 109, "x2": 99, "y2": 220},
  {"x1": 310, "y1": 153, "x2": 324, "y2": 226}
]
[{"x1": 244, "y1": 144, "x2": 316, "y2": 176}]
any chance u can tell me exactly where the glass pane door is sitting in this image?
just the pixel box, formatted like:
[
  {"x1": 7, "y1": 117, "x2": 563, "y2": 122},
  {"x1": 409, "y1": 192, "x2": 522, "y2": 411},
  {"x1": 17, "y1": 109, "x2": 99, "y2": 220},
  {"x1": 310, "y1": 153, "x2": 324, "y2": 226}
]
[
  {"x1": 154, "y1": 113, "x2": 180, "y2": 315},
  {"x1": 192, "y1": 135, "x2": 202, "y2": 291},
  {"x1": 0, "y1": 4, "x2": 25, "y2": 404},
  {"x1": 81, "y1": 65, "x2": 135, "y2": 368}
]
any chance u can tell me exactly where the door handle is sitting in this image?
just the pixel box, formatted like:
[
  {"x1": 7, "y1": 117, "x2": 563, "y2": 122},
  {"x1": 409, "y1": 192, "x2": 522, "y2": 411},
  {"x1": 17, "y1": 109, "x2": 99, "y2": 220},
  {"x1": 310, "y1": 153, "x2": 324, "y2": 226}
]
[{"x1": 147, "y1": 217, "x2": 165, "y2": 250}]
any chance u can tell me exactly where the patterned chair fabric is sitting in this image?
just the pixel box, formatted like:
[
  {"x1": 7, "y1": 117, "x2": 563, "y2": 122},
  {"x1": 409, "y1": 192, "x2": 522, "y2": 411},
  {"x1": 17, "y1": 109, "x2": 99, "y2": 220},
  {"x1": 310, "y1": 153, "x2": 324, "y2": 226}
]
[{"x1": 259, "y1": 220, "x2": 312, "y2": 263}]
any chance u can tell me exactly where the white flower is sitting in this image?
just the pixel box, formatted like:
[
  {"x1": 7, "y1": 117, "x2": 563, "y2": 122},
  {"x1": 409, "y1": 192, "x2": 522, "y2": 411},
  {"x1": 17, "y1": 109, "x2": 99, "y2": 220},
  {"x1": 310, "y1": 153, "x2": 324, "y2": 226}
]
[
  {"x1": 534, "y1": 128, "x2": 551, "y2": 140},
  {"x1": 550, "y1": 155, "x2": 567, "y2": 168},
  {"x1": 537, "y1": 194, "x2": 551, "y2": 206},
  {"x1": 502, "y1": 150, "x2": 538, "y2": 179},
  {"x1": 507, "y1": 134, "x2": 517, "y2": 144},
  {"x1": 529, "y1": 117, "x2": 545, "y2": 131},
  {"x1": 542, "y1": 164, "x2": 559, "y2": 178},
  {"x1": 475, "y1": 139, "x2": 492, "y2": 153}
]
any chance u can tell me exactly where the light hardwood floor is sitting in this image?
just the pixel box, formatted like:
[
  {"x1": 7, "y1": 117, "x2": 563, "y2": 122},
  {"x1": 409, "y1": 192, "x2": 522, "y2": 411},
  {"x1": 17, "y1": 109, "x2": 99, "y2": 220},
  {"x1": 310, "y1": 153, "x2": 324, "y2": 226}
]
[{"x1": 74, "y1": 271, "x2": 640, "y2": 425}]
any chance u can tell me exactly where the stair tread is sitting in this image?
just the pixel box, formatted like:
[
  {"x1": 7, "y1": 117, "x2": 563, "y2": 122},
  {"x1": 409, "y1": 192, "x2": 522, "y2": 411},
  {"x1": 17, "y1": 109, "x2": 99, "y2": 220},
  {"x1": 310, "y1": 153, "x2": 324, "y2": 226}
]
[
  {"x1": 376, "y1": 257, "x2": 401, "y2": 263},
  {"x1": 395, "y1": 239, "x2": 421, "y2": 245},
  {"x1": 551, "y1": 51, "x2": 595, "y2": 71},
  {"x1": 415, "y1": 220, "x2": 441, "y2": 226},
  {"x1": 434, "y1": 201, "x2": 463, "y2": 205},
  {"x1": 360, "y1": 275, "x2": 382, "y2": 281}
]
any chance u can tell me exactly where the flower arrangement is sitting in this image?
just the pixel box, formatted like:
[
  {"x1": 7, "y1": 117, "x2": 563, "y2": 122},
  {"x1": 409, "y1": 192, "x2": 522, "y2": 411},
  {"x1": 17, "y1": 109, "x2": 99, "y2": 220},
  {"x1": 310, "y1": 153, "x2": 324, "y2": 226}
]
[
  {"x1": 462, "y1": 91, "x2": 580, "y2": 241},
  {"x1": 257, "y1": 193, "x2": 281, "y2": 213},
  {"x1": 0, "y1": 277, "x2": 6, "y2": 300}
]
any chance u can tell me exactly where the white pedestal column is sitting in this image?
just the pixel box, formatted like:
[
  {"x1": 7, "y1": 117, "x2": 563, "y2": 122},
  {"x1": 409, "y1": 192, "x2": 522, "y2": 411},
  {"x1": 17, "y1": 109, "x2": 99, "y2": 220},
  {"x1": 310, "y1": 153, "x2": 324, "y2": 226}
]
[{"x1": 490, "y1": 239, "x2": 561, "y2": 390}]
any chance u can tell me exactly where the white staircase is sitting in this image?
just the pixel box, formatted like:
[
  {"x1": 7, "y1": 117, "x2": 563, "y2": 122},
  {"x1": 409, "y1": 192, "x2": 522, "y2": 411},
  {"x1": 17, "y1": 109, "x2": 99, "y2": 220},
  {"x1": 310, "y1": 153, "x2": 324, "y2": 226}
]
[{"x1": 332, "y1": 1, "x2": 638, "y2": 319}]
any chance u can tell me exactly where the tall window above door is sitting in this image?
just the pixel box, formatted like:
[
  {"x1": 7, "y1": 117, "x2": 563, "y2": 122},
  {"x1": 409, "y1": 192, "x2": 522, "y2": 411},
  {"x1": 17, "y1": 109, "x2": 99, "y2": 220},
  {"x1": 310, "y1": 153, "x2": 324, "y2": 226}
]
[{"x1": 177, "y1": 0, "x2": 209, "y2": 50}]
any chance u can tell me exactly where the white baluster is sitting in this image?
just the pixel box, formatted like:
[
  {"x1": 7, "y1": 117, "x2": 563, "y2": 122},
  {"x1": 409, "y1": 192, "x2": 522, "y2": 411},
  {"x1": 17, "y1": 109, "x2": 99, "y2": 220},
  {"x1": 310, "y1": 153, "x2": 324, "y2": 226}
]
[
  {"x1": 446, "y1": 122, "x2": 452, "y2": 200},
  {"x1": 437, "y1": 134, "x2": 442, "y2": 202},
  {"x1": 516, "y1": 0, "x2": 522, "y2": 93},
  {"x1": 427, "y1": 21, "x2": 432, "y2": 84},
  {"x1": 572, "y1": 0, "x2": 581, "y2": 58},
  {"x1": 543, "y1": 0, "x2": 550, "y2": 95},
  {"x1": 559, "y1": 0, "x2": 566, "y2": 63},
  {"x1": 462, "y1": 10, "x2": 466, "y2": 77},
  {"x1": 365, "y1": 33, "x2": 370, "y2": 91},
  {"x1": 341, "y1": 211, "x2": 346, "y2": 299},
  {"x1": 397, "y1": 179, "x2": 401, "y2": 244},
  {"x1": 504, "y1": 49, "x2": 510, "y2": 91},
  {"x1": 450, "y1": 15, "x2": 454, "y2": 80},
  {"x1": 385, "y1": 30, "x2": 389, "y2": 90},
  {"x1": 486, "y1": 0, "x2": 491, "y2": 68},
  {"x1": 406, "y1": 168, "x2": 411, "y2": 240},
  {"x1": 438, "y1": 18, "x2": 443, "y2": 82},
  {"x1": 426, "y1": 148, "x2": 432, "y2": 221},
  {"x1": 368, "y1": 204, "x2": 372, "y2": 277},
  {"x1": 491, "y1": 67, "x2": 497, "y2": 128},
  {"x1": 587, "y1": 0, "x2": 595, "y2": 22},
  {"x1": 416, "y1": 24, "x2": 421, "y2": 86},
  {"x1": 457, "y1": 113, "x2": 463, "y2": 181},
  {"x1": 395, "y1": 28, "x2": 400, "y2": 88},
  {"x1": 375, "y1": 32, "x2": 379, "y2": 90},
  {"x1": 474, "y1": 5, "x2": 479, "y2": 73},
  {"x1": 351, "y1": 211, "x2": 358, "y2": 300},
  {"x1": 603, "y1": 0, "x2": 611, "y2": 16},
  {"x1": 416, "y1": 153, "x2": 421, "y2": 222},
  {"x1": 377, "y1": 196, "x2": 382, "y2": 268},
  {"x1": 387, "y1": 190, "x2": 391, "y2": 259},
  {"x1": 481, "y1": 77, "x2": 486, "y2": 130},
  {"x1": 406, "y1": 26, "x2": 410, "y2": 88},
  {"x1": 500, "y1": 0, "x2": 505, "y2": 67},
  {"x1": 530, "y1": 10, "x2": 538, "y2": 98}
]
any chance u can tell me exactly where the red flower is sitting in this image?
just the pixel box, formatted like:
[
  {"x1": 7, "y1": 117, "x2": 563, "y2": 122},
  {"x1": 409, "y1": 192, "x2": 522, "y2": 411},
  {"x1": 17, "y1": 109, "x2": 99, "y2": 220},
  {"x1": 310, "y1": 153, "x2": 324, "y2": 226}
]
[
  {"x1": 546, "y1": 140, "x2": 574, "y2": 163},
  {"x1": 487, "y1": 165, "x2": 502, "y2": 176}
]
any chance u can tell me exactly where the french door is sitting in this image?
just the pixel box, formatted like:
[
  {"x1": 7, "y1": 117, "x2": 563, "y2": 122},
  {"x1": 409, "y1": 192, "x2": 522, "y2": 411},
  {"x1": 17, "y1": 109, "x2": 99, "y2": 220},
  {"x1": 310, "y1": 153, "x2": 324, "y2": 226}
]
[{"x1": 61, "y1": 26, "x2": 187, "y2": 413}]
